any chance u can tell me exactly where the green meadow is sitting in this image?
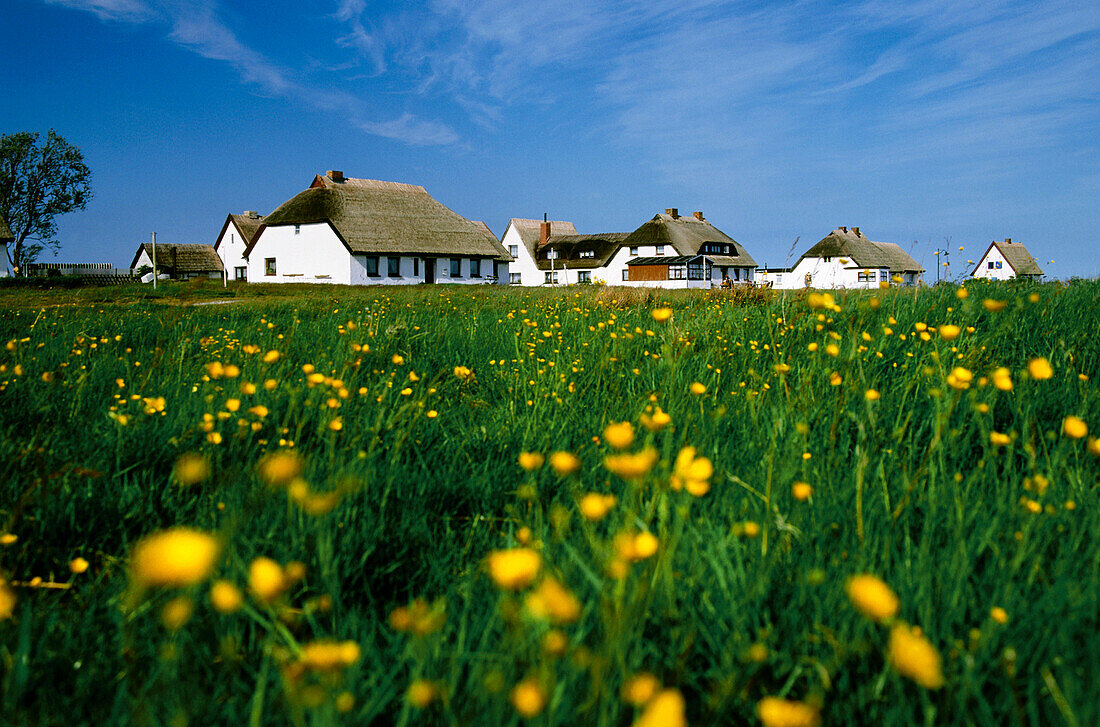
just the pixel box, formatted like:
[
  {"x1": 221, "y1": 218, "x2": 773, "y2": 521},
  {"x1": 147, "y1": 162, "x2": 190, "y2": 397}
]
[{"x1": 0, "y1": 279, "x2": 1097, "y2": 726}]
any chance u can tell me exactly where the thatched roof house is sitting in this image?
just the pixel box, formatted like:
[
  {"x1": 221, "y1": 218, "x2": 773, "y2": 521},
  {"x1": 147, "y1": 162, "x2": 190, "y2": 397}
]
[
  {"x1": 0, "y1": 213, "x2": 13, "y2": 244},
  {"x1": 799, "y1": 227, "x2": 923, "y2": 273},
  {"x1": 215, "y1": 211, "x2": 266, "y2": 248},
  {"x1": 129, "y1": 243, "x2": 225, "y2": 279},
  {"x1": 971, "y1": 238, "x2": 1043, "y2": 279},
  {"x1": 247, "y1": 173, "x2": 512, "y2": 262},
  {"x1": 623, "y1": 210, "x2": 757, "y2": 269},
  {"x1": 535, "y1": 232, "x2": 631, "y2": 270}
]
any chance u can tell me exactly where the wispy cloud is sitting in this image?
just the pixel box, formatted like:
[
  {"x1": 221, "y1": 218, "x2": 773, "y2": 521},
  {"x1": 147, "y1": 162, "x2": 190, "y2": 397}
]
[{"x1": 45, "y1": 0, "x2": 152, "y2": 22}]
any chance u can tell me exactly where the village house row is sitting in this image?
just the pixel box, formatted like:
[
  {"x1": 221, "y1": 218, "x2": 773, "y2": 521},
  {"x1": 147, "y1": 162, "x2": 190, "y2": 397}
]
[{"x1": 129, "y1": 171, "x2": 1046, "y2": 288}]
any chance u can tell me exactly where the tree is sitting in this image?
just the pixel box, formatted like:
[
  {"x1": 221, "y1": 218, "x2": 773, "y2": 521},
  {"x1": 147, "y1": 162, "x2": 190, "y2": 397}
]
[{"x1": 0, "y1": 131, "x2": 92, "y2": 275}]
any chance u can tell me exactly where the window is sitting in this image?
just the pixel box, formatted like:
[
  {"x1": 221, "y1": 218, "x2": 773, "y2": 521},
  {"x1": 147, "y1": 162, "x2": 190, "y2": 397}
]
[
  {"x1": 577, "y1": 271, "x2": 592, "y2": 283},
  {"x1": 264, "y1": 258, "x2": 276, "y2": 276},
  {"x1": 509, "y1": 245, "x2": 519, "y2": 257},
  {"x1": 234, "y1": 266, "x2": 247, "y2": 281},
  {"x1": 365, "y1": 256, "x2": 379, "y2": 277},
  {"x1": 655, "y1": 245, "x2": 665, "y2": 255},
  {"x1": 880, "y1": 269, "x2": 889, "y2": 281},
  {"x1": 823, "y1": 256, "x2": 832, "y2": 263},
  {"x1": 509, "y1": 272, "x2": 522, "y2": 284},
  {"x1": 388, "y1": 257, "x2": 401, "y2": 277},
  {"x1": 294, "y1": 224, "x2": 301, "y2": 235},
  {"x1": 414, "y1": 258, "x2": 419, "y2": 276},
  {"x1": 688, "y1": 261, "x2": 707, "y2": 280},
  {"x1": 578, "y1": 250, "x2": 595, "y2": 258},
  {"x1": 723, "y1": 245, "x2": 730, "y2": 255},
  {"x1": 670, "y1": 265, "x2": 687, "y2": 280},
  {"x1": 450, "y1": 258, "x2": 462, "y2": 277},
  {"x1": 995, "y1": 261, "x2": 1003, "y2": 269},
  {"x1": 544, "y1": 271, "x2": 559, "y2": 284},
  {"x1": 857, "y1": 270, "x2": 874, "y2": 282},
  {"x1": 988, "y1": 261, "x2": 995, "y2": 270},
  {"x1": 629, "y1": 246, "x2": 639, "y2": 256},
  {"x1": 622, "y1": 269, "x2": 630, "y2": 281},
  {"x1": 471, "y1": 258, "x2": 482, "y2": 278}
]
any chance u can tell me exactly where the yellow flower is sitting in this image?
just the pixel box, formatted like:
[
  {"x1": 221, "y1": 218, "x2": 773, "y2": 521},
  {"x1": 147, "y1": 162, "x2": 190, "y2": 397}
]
[
  {"x1": 263, "y1": 350, "x2": 280, "y2": 363},
  {"x1": 690, "y1": 382, "x2": 707, "y2": 395},
  {"x1": 864, "y1": 389, "x2": 880, "y2": 401},
  {"x1": 0, "y1": 581, "x2": 15, "y2": 621},
  {"x1": 888, "y1": 622, "x2": 945, "y2": 689},
  {"x1": 549, "y1": 451, "x2": 581, "y2": 475},
  {"x1": 845, "y1": 574, "x2": 899, "y2": 622},
  {"x1": 453, "y1": 365, "x2": 475, "y2": 383},
  {"x1": 990, "y1": 607, "x2": 1008, "y2": 624},
  {"x1": 1062, "y1": 416, "x2": 1088, "y2": 439},
  {"x1": 130, "y1": 528, "x2": 221, "y2": 588},
  {"x1": 69, "y1": 557, "x2": 89, "y2": 574},
  {"x1": 756, "y1": 697, "x2": 821, "y2": 727},
  {"x1": 0, "y1": 533, "x2": 17, "y2": 546},
  {"x1": 939, "y1": 324, "x2": 960, "y2": 341},
  {"x1": 633, "y1": 689, "x2": 685, "y2": 727},
  {"x1": 174, "y1": 452, "x2": 209, "y2": 486},
  {"x1": 299, "y1": 640, "x2": 361, "y2": 672},
  {"x1": 982, "y1": 299, "x2": 1007, "y2": 312},
  {"x1": 640, "y1": 408, "x2": 671, "y2": 432},
  {"x1": 578, "y1": 493, "x2": 617, "y2": 521},
  {"x1": 328, "y1": 417, "x2": 343, "y2": 431},
  {"x1": 487, "y1": 548, "x2": 541, "y2": 590},
  {"x1": 603, "y1": 421, "x2": 635, "y2": 450},
  {"x1": 622, "y1": 672, "x2": 661, "y2": 706},
  {"x1": 209, "y1": 580, "x2": 243, "y2": 613},
  {"x1": 391, "y1": 354, "x2": 405, "y2": 365},
  {"x1": 526, "y1": 576, "x2": 581, "y2": 624},
  {"x1": 989, "y1": 431, "x2": 1011, "y2": 447},
  {"x1": 671, "y1": 446, "x2": 713, "y2": 496},
  {"x1": 518, "y1": 452, "x2": 544, "y2": 471},
  {"x1": 161, "y1": 596, "x2": 194, "y2": 631},
  {"x1": 1028, "y1": 357, "x2": 1053, "y2": 380},
  {"x1": 791, "y1": 482, "x2": 813, "y2": 501},
  {"x1": 407, "y1": 679, "x2": 438, "y2": 708},
  {"x1": 946, "y1": 367, "x2": 973, "y2": 390},
  {"x1": 806, "y1": 292, "x2": 835, "y2": 310},
  {"x1": 651, "y1": 307, "x2": 673, "y2": 323},
  {"x1": 248, "y1": 557, "x2": 286, "y2": 602},
  {"x1": 956, "y1": 287, "x2": 969, "y2": 299},
  {"x1": 604, "y1": 447, "x2": 659, "y2": 481},
  {"x1": 992, "y1": 367, "x2": 1013, "y2": 391},
  {"x1": 1088, "y1": 437, "x2": 1100, "y2": 457},
  {"x1": 510, "y1": 679, "x2": 546, "y2": 718},
  {"x1": 258, "y1": 450, "x2": 303, "y2": 487},
  {"x1": 631, "y1": 531, "x2": 660, "y2": 560}
]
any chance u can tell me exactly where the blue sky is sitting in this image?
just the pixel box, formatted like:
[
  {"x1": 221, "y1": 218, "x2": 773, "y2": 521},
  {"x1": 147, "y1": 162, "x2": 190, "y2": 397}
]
[{"x1": 3, "y1": 0, "x2": 1099, "y2": 277}]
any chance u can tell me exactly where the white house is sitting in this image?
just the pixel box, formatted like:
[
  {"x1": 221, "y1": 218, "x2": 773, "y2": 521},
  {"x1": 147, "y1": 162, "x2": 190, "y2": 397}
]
[
  {"x1": 502, "y1": 209, "x2": 756, "y2": 288},
  {"x1": 970, "y1": 238, "x2": 1043, "y2": 281},
  {"x1": 243, "y1": 171, "x2": 513, "y2": 285},
  {"x1": 214, "y1": 211, "x2": 265, "y2": 282},
  {"x1": 757, "y1": 227, "x2": 923, "y2": 289},
  {"x1": 129, "y1": 242, "x2": 224, "y2": 281}
]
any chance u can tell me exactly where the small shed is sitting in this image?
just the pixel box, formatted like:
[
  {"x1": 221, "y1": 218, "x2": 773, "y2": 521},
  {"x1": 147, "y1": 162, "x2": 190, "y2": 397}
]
[{"x1": 130, "y1": 243, "x2": 225, "y2": 281}]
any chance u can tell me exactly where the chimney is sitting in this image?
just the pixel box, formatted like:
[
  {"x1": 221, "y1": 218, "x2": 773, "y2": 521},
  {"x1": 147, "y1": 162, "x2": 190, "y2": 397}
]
[
  {"x1": 665, "y1": 208, "x2": 679, "y2": 218},
  {"x1": 839, "y1": 226, "x2": 848, "y2": 233},
  {"x1": 693, "y1": 211, "x2": 704, "y2": 221},
  {"x1": 327, "y1": 170, "x2": 344, "y2": 182},
  {"x1": 243, "y1": 210, "x2": 257, "y2": 218},
  {"x1": 540, "y1": 221, "x2": 551, "y2": 247},
  {"x1": 1004, "y1": 237, "x2": 1011, "y2": 244},
  {"x1": 852, "y1": 226, "x2": 861, "y2": 237}
]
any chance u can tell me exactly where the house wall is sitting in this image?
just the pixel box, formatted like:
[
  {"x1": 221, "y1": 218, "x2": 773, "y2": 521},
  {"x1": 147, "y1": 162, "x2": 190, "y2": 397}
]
[
  {"x1": 351, "y1": 254, "x2": 499, "y2": 285},
  {"x1": 247, "y1": 223, "x2": 352, "y2": 284},
  {"x1": 972, "y1": 246, "x2": 1014, "y2": 280},
  {"x1": 782, "y1": 258, "x2": 890, "y2": 289},
  {"x1": 216, "y1": 225, "x2": 250, "y2": 281}
]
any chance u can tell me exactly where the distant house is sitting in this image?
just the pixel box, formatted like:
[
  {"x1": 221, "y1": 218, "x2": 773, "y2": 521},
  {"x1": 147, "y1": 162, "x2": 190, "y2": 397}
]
[
  {"x1": 971, "y1": 238, "x2": 1043, "y2": 281},
  {"x1": 214, "y1": 211, "x2": 265, "y2": 282},
  {"x1": 243, "y1": 171, "x2": 513, "y2": 285},
  {"x1": 503, "y1": 209, "x2": 756, "y2": 287},
  {"x1": 130, "y1": 243, "x2": 225, "y2": 281},
  {"x1": 757, "y1": 227, "x2": 923, "y2": 289}
]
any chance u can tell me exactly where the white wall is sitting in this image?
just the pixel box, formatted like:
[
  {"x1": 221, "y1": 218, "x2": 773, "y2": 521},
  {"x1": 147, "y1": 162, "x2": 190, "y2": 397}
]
[
  {"x1": 758, "y1": 258, "x2": 919, "y2": 289},
  {"x1": 971, "y1": 246, "x2": 1014, "y2": 280},
  {"x1": 216, "y1": 224, "x2": 250, "y2": 281},
  {"x1": 248, "y1": 223, "x2": 352, "y2": 284},
  {"x1": 351, "y1": 254, "x2": 500, "y2": 285},
  {"x1": 502, "y1": 223, "x2": 541, "y2": 286}
]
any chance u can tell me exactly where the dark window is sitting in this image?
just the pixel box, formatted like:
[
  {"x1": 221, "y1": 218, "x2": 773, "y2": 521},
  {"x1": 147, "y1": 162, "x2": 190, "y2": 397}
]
[
  {"x1": 509, "y1": 272, "x2": 522, "y2": 284},
  {"x1": 688, "y1": 261, "x2": 708, "y2": 280},
  {"x1": 578, "y1": 250, "x2": 595, "y2": 258},
  {"x1": 365, "y1": 256, "x2": 379, "y2": 277},
  {"x1": 264, "y1": 258, "x2": 276, "y2": 276},
  {"x1": 629, "y1": 246, "x2": 639, "y2": 256},
  {"x1": 471, "y1": 258, "x2": 481, "y2": 278},
  {"x1": 622, "y1": 269, "x2": 630, "y2": 281},
  {"x1": 414, "y1": 258, "x2": 419, "y2": 276},
  {"x1": 988, "y1": 261, "x2": 995, "y2": 270},
  {"x1": 450, "y1": 258, "x2": 462, "y2": 277},
  {"x1": 857, "y1": 271, "x2": 874, "y2": 282},
  {"x1": 235, "y1": 266, "x2": 247, "y2": 281},
  {"x1": 578, "y1": 271, "x2": 592, "y2": 283},
  {"x1": 388, "y1": 256, "x2": 401, "y2": 277},
  {"x1": 655, "y1": 245, "x2": 665, "y2": 255},
  {"x1": 294, "y1": 224, "x2": 300, "y2": 235},
  {"x1": 544, "y1": 271, "x2": 558, "y2": 284},
  {"x1": 670, "y1": 265, "x2": 687, "y2": 280},
  {"x1": 823, "y1": 256, "x2": 832, "y2": 263}
]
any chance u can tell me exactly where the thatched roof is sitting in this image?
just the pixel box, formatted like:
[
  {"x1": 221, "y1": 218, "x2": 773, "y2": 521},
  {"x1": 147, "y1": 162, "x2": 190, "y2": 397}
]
[
  {"x1": 129, "y1": 243, "x2": 224, "y2": 273},
  {"x1": 622, "y1": 213, "x2": 757, "y2": 267},
  {"x1": 251, "y1": 174, "x2": 511, "y2": 260},
  {"x1": 508, "y1": 218, "x2": 578, "y2": 261},
  {"x1": 535, "y1": 232, "x2": 630, "y2": 270},
  {"x1": 972, "y1": 239, "x2": 1043, "y2": 276},
  {"x1": 800, "y1": 228, "x2": 923, "y2": 273},
  {"x1": 214, "y1": 212, "x2": 265, "y2": 251},
  {"x1": 0, "y1": 213, "x2": 12, "y2": 243}
]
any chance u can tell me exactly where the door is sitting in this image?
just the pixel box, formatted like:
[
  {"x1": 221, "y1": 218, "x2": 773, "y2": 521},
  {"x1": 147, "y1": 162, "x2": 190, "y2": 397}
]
[{"x1": 424, "y1": 258, "x2": 435, "y2": 284}]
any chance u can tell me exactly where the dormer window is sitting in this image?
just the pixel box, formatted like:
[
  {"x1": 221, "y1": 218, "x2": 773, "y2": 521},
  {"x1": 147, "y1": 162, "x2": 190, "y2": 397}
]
[
  {"x1": 823, "y1": 256, "x2": 832, "y2": 263},
  {"x1": 578, "y1": 250, "x2": 595, "y2": 258}
]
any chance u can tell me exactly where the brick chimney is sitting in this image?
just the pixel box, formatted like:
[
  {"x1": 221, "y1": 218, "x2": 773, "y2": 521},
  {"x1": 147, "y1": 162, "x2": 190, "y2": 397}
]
[
  {"x1": 540, "y1": 221, "x2": 551, "y2": 247},
  {"x1": 692, "y1": 211, "x2": 704, "y2": 221},
  {"x1": 243, "y1": 210, "x2": 257, "y2": 218},
  {"x1": 1004, "y1": 237, "x2": 1012, "y2": 244},
  {"x1": 852, "y1": 226, "x2": 861, "y2": 237},
  {"x1": 327, "y1": 170, "x2": 344, "y2": 182},
  {"x1": 839, "y1": 226, "x2": 848, "y2": 233},
  {"x1": 665, "y1": 208, "x2": 679, "y2": 218}
]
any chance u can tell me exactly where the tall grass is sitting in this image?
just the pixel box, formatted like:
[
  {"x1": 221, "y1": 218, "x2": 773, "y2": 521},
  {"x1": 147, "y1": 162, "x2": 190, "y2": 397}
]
[{"x1": 0, "y1": 279, "x2": 1097, "y2": 726}]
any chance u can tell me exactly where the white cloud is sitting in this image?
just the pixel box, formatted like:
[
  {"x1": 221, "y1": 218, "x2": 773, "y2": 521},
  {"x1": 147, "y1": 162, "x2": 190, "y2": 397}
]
[{"x1": 45, "y1": 0, "x2": 153, "y2": 22}]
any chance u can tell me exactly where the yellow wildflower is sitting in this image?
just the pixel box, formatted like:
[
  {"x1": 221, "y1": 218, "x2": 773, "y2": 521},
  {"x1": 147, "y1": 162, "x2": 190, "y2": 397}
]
[
  {"x1": 258, "y1": 450, "x2": 303, "y2": 487},
  {"x1": 982, "y1": 299, "x2": 1007, "y2": 312},
  {"x1": 690, "y1": 382, "x2": 707, "y2": 395},
  {"x1": 792, "y1": 482, "x2": 812, "y2": 501},
  {"x1": 487, "y1": 548, "x2": 541, "y2": 590},
  {"x1": 263, "y1": 350, "x2": 280, "y2": 363},
  {"x1": 578, "y1": 493, "x2": 617, "y2": 521},
  {"x1": 526, "y1": 576, "x2": 581, "y2": 624},
  {"x1": 989, "y1": 431, "x2": 1012, "y2": 447},
  {"x1": 946, "y1": 367, "x2": 973, "y2": 390},
  {"x1": 0, "y1": 581, "x2": 15, "y2": 620},
  {"x1": 604, "y1": 447, "x2": 659, "y2": 481},
  {"x1": 671, "y1": 446, "x2": 713, "y2": 496},
  {"x1": 864, "y1": 389, "x2": 880, "y2": 401},
  {"x1": 299, "y1": 640, "x2": 361, "y2": 672},
  {"x1": 990, "y1": 607, "x2": 1008, "y2": 624},
  {"x1": 518, "y1": 452, "x2": 544, "y2": 471},
  {"x1": 640, "y1": 407, "x2": 671, "y2": 432},
  {"x1": 549, "y1": 451, "x2": 581, "y2": 475},
  {"x1": 161, "y1": 596, "x2": 194, "y2": 631},
  {"x1": 174, "y1": 452, "x2": 209, "y2": 486},
  {"x1": 453, "y1": 365, "x2": 475, "y2": 383},
  {"x1": 248, "y1": 557, "x2": 286, "y2": 602},
  {"x1": 992, "y1": 367, "x2": 1013, "y2": 391},
  {"x1": 888, "y1": 622, "x2": 945, "y2": 689},
  {"x1": 756, "y1": 697, "x2": 821, "y2": 727},
  {"x1": 1062, "y1": 416, "x2": 1087, "y2": 439},
  {"x1": 939, "y1": 324, "x2": 960, "y2": 341},
  {"x1": 633, "y1": 689, "x2": 685, "y2": 727},
  {"x1": 130, "y1": 528, "x2": 221, "y2": 588},
  {"x1": 1027, "y1": 357, "x2": 1053, "y2": 380},
  {"x1": 603, "y1": 421, "x2": 635, "y2": 450},
  {"x1": 69, "y1": 557, "x2": 89, "y2": 574},
  {"x1": 845, "y1": 574, "x2": 899, "y2": 622},
  {"x1": 407, "y1": 679, "x2": 438, "y2": 708},
  {"x1": 210, "y1": 580, "x2": 243, "y2": 613},
  {"x1": 510, "y1": 679, "x2": 546, "y2": 718},
  {"x1": 651, "y1": 308, "x2": 672, "y2": 323}
]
